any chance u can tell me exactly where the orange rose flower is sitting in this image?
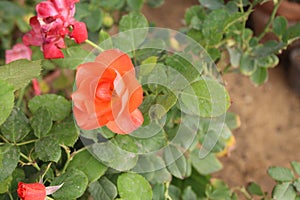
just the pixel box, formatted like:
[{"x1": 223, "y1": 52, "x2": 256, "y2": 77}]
[{"x1": 72, "y1": 49, "x2": 144, "y2": 134}]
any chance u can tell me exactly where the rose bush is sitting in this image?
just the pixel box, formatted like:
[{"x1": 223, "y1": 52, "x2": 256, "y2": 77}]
[{"x1": 0, "y1": 0, "x2": 300, "y2": 199}]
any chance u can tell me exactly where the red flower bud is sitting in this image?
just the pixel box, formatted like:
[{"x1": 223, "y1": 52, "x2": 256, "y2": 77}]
[{"x1": 17, "y1": 182, "x2": 46, "y2": 200}]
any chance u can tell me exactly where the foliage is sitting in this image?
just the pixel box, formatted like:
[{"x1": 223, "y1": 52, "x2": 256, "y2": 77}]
[{"x1": 0, "y1": 0, "x2": 300, "y2": 199}]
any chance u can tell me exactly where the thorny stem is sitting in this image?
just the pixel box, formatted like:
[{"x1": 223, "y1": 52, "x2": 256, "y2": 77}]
[
  {"x1": 85, "y1": 39, "x2": 104, "y2": 52},
  {"x1": 20, "y1": 152, "x2": 40, "y2": 171},
  {"x1": 257, "y1": 0, "x2": 282, "y2": 41}
]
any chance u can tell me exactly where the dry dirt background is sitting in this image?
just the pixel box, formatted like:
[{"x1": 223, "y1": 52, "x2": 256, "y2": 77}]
[{"x1": 142, "y1": 0, "x2": 300, "y2": 195}]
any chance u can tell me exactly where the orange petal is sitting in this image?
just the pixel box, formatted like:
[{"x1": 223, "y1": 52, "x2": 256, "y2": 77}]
[{"x1": 95, "y1": 49, "x2": 134, "y2": 76}]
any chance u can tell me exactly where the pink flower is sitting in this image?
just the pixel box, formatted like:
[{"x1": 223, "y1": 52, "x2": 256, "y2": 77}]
[
  {"x1": 5, "y1": 43, "x2": 32, "y2": 64},
  {"x1": 23, "y1": 0, "x2": 87, "y2": 59}
]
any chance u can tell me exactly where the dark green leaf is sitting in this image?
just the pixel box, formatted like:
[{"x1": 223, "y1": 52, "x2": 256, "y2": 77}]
[
  {"x1": 190, "y1": 150, "x2": 222, "y2": 175},
  {"x1": 119, "y1": 12, "x2": 148, "y2": 32},
  {"x1": 247, "y1": 182, "x2": 264, "y2": 196},
  {"x1": 287, "y1": 22, "x2": 300, "y2": 43},
  {"x1": 50, "y1": 117, "x2": 79, "y2": 146},
  {"x1": 0, "y1": 144, "x2": 20, "y2": 182},
  {"x1": 168, "y1": 185, "x2": 181, "y2": 200},
  {"x1": 99, "y1": 0, "x2": 126, "y2": 10},
  {"x1": 250, "y1": 67, "x2": 268, "y2": 86},
  {"x1": 240, "y1": 54, "x2": 256, "y2": 75},
  {"x1": 273, "y1": 182, "x2": 296, "y2": 200},
  {"x1": 253, "y1": 41, "x2": 286, "y2": 58},
  {"x1": 0, "y1": 60, "x2": 41, "y2": 90},
  {"x1": 51, "y1": 168, "x2": 88, "y2": 200},
  {"x1": 67, "y1": 149, "x2": 107, "y2": 183},
  {"x1": 35, "y1": 136, "x2": 61, "y2": 162},
  {"x1": 1, "y1": 108, "x2": 30, "y2": 142},
  {"x1": 118, "y1": 173, "x2": 153, "y2": 200},
  {"x1": 89, "y1": 177, "x2": 117, "y2": 200},
  {"x1": 83, "y1": 9, "x2": 102, "y2": 32},
  {"x1": 28, "y1": 94, "x2": 71, "y2": 121},
  {"x1": 152, "y1": 184, "x2": 165, "y2": 200},
  {"x1": 180, "y1": 78, "x2": 230, "y2": 117},
  {"x1": 163, "y1": 145, "x2": 188, "y2": 179},
  {"x1": 0, "y1": 80, "x2": 14, "y2": 126},
  {"x1": 268, "y1": 167, "x2": 295, "y2": 182},
  {"x1": 30, "y1": 107, "x2": 52, "y2": 138},
  {"x1": 273, "y1": 16, "x2": 288, "y2": 40},
  {"x1": 182, "y1": 186, "x2": 197, "y2": 200},
  {"x1": 185, "y1": 6, "x2": 205, "y2": 26}
]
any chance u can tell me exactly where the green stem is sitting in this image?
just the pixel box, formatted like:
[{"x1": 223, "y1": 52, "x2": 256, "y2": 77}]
[
  {"x1": 16, "y1": 139, "x2": 37, "y2": 146},
  {"x1": 164, "y1": 182, "x2": 173, "y2": 200},
  {"x1": 20, "y1": 152, "x2": 40, "y2": 171},
  {"x1": 41, "y1": 162, "x2": 52, "y2": 181},
  {"x1": 7, "y1": 192, "x2": 13, "y2": 200},
  {"x1": 16, "y1": 87, "x2": 26, "y2": 108},
  {"x1": 85, "y1": 39, "x2": 104, "y2": 52},
  {"x1": 61, "y1": 145, "x2": 71, "y2": 174},
  {"x1": 0, "y1": 135, "x2": 10, "y2": 143},
  {"x1": 257, "y1": 0, "x2": 282, "y2": 41}
]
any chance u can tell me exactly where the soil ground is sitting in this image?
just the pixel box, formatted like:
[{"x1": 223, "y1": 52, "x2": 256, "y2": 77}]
[{"x1": 142, "y1": 0, "x2": 300, "y2": 195}]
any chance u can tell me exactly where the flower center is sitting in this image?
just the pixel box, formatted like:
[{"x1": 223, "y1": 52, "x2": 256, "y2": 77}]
[{"x1": 96, "y1": 81, "x2": 114, "y2": 101}]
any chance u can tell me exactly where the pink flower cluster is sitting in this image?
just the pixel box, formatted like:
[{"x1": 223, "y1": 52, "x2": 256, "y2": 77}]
[{"x1": 23, "y1": 0, "x2": 87, "y2": 59}]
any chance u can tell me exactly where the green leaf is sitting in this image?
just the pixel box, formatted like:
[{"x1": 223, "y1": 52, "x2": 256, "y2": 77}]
[
  {"x1": 199, "y1": 0, "x2": 224, "y2": 10},
  {"x1": 67, "y1": 149, "x2": 107, "y2": 183},
  {"x1": 146, "y1": 0, "x2": 164, "y2": 7},
  {"x1": 168, "y1": 185, "x2": 181, "y2": 200},
  {"x1": 190, "y1": 150, "x2": 222, "y2": 175},
  {"x1": 132, "y1": 154, "x2": 171, "y2": 184},
  {"x1": 0, "y1": 60, "x2": 41, "y2": 90},
  {"x1": 273, "y1": 182, "x2": 296, "y2": 200},
  {"x1": 180, "y1": 78, "x2": 230, "y2": 117},
  {"x1": 163, "y1": 145, "x2": 188, "y2": 179},
  {"x1": 268, "y1": 167, "x2": 295, "y2": 182},
  {"x1": 253, "y1": 41, "x2": 286, "y2": 58},
  {"x1": 99, "y1": 0, "x2": 126, "y2": 10},
  {"x1": 127, "y1": 0, "x2": 144, "y2": 11},
  {"x1": 116, "y1": 13, "x2": 148, "y2": 51},
  {"x1": 165, "y1": 53, "x2": 200, "y2": 82},
  {"x1": 240, "y1": 54, "x2": 256, "y2": 75},
  {"x1": 30, "y1": 107, "x2": 53, "y2": 138},
  {"x1": 225, "y1": 112, "x2": 241, "y2": 130},
  {"x1": 250, "y1": 67, "x2": 268, "y2": 86},
  {"x1": 28, "y1": 94, "x2": 71, "y2": 121},
  {"x1": 0, "y1": 80, "x2": 14, "y2": 126},
  {"x1": 152, "y1": 184, "x2": 165, "y2": 200},
  {"x1": 273, "y1": 16, "x2": 288, "y2": 40},
  {"x1": 247, "y1": 182, "x2": 264, "y2": 196},
  {"x1": 0, "y1": 176, "x2": 12, "y2": 194},
  {"x1": 118, "y1": 173, "x2": 153, "y2": 200},
  {"x1": 227, "y1": 47, "x2": 241, "y2": 68},
  {"x1": 182, "y1": 186, "x2": 197, "y2": 200},
  {"x1": 0, "y1": 108, "x2": 30, "y2": 143},
  {"x1": 90, "y1": 142, "x2": 138, "y2": 171},
  {"x1": 293, "y1": 178, "x2": 300, "y2": 192},
  {"x1": 35, "y1": 136, "x2": 61, "y2": 162},
  {"x1": 83, "y1": 9, "x2": 102, "y2": 32},
  {"x1": 185, "y1": 6, "x2": 205, "y2": 27},
  {"x1": 89, "y1": 177, "x2": 118, "y2": 200},
  {"x1": 119, "y1": 12, "x2": 148, "y2": 32},
  {"x1": 0, "y1": 144, "x2": 20, "y2": 182},
  {"x1": 292, "y1": 161, "x2": 300, "y2": 176},
  {"x1": 49, "y1": 117, "x2": 79, "y2": 147},
  {"x1": 287, "y1": 22, "x2": 300, "y2": 43},
  {"x1": 51, "y1": 168, "x2": 88, "y2": 200},
  {"x1": 51, "y1": 46, "x2": 93, "y2": 69}
]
